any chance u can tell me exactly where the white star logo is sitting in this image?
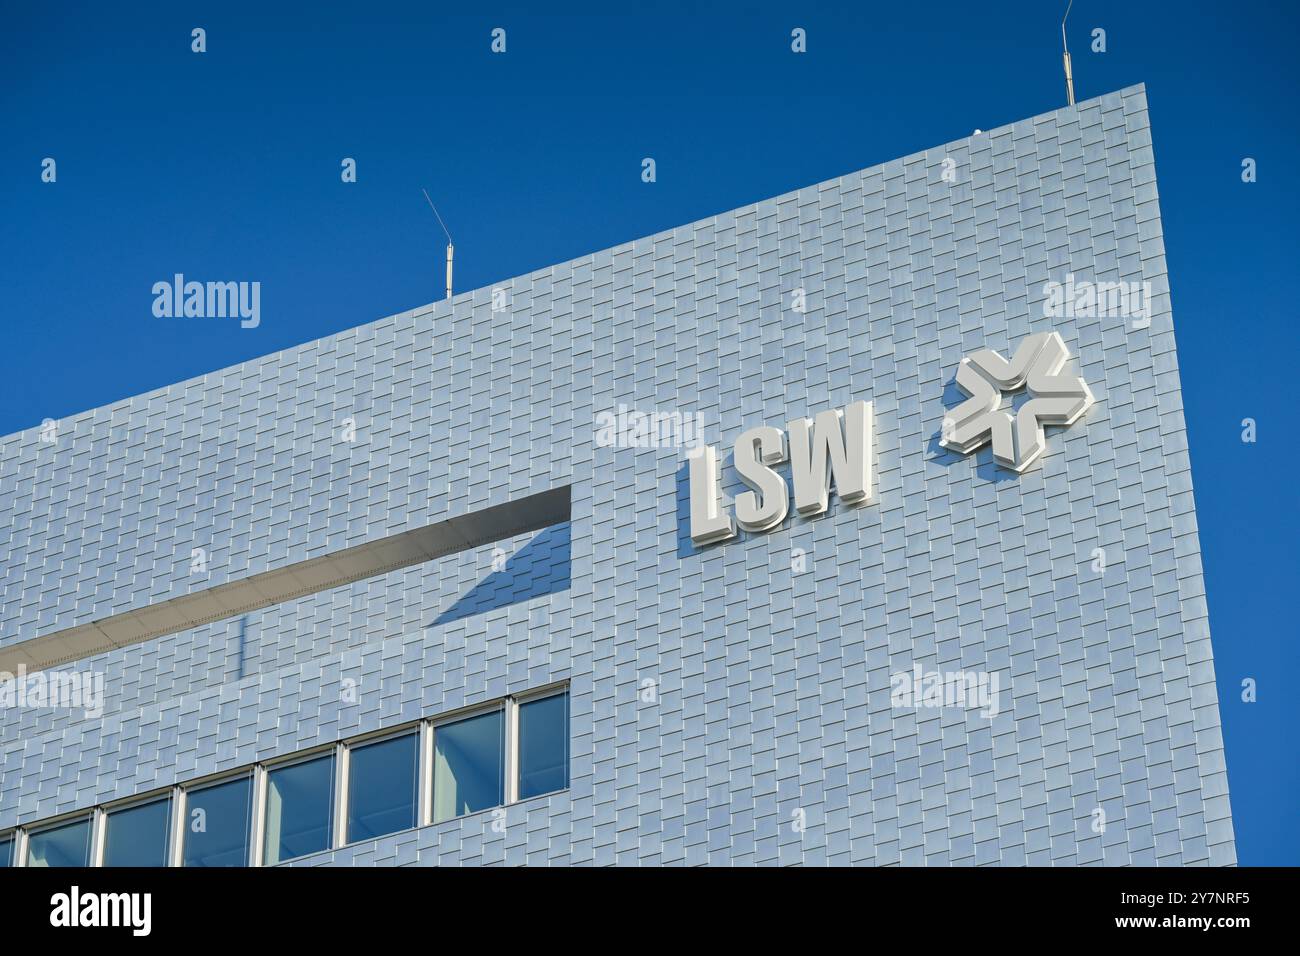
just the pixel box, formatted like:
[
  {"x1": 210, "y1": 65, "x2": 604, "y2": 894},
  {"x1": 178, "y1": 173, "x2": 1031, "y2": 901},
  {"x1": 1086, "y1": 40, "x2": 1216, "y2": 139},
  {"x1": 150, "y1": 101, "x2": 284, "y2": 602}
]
[{"x1": 940, "y1": 331, "x2": 1094, "y2": 473}]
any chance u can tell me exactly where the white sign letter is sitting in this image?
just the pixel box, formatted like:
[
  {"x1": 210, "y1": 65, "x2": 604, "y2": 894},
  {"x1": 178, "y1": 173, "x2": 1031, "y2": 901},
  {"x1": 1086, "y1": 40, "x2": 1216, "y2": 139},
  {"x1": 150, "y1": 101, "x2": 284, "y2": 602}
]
[
  {"x1": 689, "y1": 446, "x2": 737, "y2": 546},
  {"x1": 787, "y1": 400, "x2": 873, "y2": 516}
]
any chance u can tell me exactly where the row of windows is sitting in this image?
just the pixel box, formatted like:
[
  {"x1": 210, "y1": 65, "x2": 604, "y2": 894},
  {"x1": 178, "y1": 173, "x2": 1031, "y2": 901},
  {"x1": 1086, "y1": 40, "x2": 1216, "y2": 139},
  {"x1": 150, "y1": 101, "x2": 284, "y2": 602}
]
[{"x1": 0, "y1": 685, "x2": 568, "y2": 867}]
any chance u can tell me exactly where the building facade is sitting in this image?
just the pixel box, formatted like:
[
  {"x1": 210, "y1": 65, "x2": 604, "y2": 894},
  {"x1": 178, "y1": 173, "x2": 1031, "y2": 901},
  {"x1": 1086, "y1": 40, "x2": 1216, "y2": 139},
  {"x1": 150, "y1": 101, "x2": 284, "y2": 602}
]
[{"x1": 0, "y1": 84, "x2": 1235, "y2": 866}]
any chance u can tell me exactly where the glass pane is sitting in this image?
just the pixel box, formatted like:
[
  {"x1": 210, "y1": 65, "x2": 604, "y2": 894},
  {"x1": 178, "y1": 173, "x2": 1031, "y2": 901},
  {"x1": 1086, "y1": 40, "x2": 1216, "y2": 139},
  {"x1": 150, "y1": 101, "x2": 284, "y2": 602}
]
[
  {"x1": 347, "y1": 733, "x2": 418, "y2": 843},
  {"x1": 518, "y1": 692, "x2": 570, "y2": 799},
  {"x1": 26, "y1": 817, "x2": 91, "y2": 867},
  {"x1": 0, "y1": 835, "x2": 13, "y2": 867},
  {"x1": 433, "y1": 709, "x2": 503, "y2": 823},
  {"x1": 183, "y1": 776, "x2": 252, "y2": 867},
  {"x1": 104, "y1": 797, "x2": 171, "y2": 867},
  {"x1": 263, "y1": 753, "x2": 335, "y2": 865}
]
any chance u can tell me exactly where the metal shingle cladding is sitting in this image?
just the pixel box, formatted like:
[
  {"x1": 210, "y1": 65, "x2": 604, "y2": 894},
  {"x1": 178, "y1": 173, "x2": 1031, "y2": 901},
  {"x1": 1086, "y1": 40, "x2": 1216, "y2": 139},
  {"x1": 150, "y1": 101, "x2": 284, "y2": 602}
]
[{"x1": 0, "y1": 84, "x2": 1235, "y2": 866}]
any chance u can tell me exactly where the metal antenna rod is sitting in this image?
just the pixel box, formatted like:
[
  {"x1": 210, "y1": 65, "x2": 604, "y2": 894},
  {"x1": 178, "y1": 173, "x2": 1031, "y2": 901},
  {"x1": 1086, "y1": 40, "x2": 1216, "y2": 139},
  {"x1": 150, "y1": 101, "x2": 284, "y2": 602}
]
[
  {"x1": 1061, "y1": 0, "x2": 1076, "y2": 106},
  {"x1": 422, "y1": 188, "x2": 454, "y2": 300}
]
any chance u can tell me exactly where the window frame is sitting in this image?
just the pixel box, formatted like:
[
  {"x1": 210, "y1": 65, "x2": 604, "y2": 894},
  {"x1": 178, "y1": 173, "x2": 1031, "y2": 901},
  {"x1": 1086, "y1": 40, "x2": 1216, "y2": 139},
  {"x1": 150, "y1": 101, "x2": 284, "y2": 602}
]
[
  {"x1": 429, "y1": 702, "x2": 507, "y2": 825},
  {"x1": 341, "y1": 724, "x2": 422, "y2": 848},
  {"x1": 11, "y1": 828, "x2": 28, "y2": 868},
  {"x1": 96, "y1": 788, "x2": 174, "y2": 868},
  {"x1": 257, "y1": 745, "x2": 338, "y2": 867},
  {"x1": 23, "y1": 810, "x2": 94, "y2": 868},
  {"x1": 511, "y1": 684, "x2": 571, "y2": 803},
  {"x1": 179, "y1": 771, "x2": 255, "y2": 868}
]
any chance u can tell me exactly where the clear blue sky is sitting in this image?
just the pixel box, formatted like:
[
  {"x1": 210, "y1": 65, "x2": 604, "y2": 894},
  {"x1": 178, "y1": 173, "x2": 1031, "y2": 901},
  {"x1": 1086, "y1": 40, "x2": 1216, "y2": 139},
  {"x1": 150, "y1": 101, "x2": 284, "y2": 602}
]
[{"x1": 2, "y1": 1, "x2": 1295, "y2": 864}]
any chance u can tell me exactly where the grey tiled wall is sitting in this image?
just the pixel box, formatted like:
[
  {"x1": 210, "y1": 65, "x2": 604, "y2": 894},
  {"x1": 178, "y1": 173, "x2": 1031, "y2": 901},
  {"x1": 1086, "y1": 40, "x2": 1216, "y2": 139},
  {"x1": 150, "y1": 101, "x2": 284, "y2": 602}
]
[{"x1": 0, "y1": 83, "x2": 1235, "y2": 865}]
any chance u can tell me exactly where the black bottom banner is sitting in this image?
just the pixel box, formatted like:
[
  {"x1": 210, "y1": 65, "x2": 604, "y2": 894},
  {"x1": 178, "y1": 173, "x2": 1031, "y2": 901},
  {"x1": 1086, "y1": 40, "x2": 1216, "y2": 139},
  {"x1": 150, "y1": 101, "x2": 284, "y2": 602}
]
[{"x1": 0, "y1": 864, "x2": 1285, "y2": 941}]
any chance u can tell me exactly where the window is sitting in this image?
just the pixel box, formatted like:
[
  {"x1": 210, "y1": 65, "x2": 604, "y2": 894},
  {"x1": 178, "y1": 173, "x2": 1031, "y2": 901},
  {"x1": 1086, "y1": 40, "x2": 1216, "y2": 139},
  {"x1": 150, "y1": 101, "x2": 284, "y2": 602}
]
[
  {"x1": 517, "y1": 690, "x2": 570, "y2": 800},
  {"x1": 433, "y1": 709, "x2": 503, "y2": 823},
  {"x1": 263, "y1": 752, "x2": 335, "y2": 864},
  {"x1": 104, "y1": 795, "x2": 172, "y2": 867},
  {"x1": 3, "y1": 683, "x2": 570, "y2": 868},
  {"x1": 347, "y1": 732, "x2": 418, "y2": 843},
  {"x1": 26, "y1": 816, "x2": 91, "y2": 867},
  {"x1": 183, "y1": 776, "x2": 252, "y2": 867}
]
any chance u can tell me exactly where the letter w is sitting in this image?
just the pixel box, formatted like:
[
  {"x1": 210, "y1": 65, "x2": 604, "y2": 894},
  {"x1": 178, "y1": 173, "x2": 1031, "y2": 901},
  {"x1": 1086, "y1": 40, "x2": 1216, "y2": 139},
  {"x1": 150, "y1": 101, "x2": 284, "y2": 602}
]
[{"x1": 787, "y1": 400, "x2": 873, "y2": 516}]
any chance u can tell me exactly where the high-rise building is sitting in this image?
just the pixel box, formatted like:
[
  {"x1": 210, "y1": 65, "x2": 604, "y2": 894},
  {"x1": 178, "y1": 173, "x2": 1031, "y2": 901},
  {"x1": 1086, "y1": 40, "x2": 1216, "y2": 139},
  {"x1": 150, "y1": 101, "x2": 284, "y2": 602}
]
[{"x1": 0, "y1": 84, "x2": 1234, "y2": 866}]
